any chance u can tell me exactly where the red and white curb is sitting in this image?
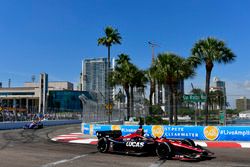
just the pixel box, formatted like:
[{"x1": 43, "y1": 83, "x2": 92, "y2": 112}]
[
  {"x1": 51, "y1": 133, "x2": 98, "y2": 145},
  {"x1": 195, "y1": 141, "x2": 250, "y2": 148},
  {"x1": 51, "y1": 133, "x2": 250, "y2": 148}
]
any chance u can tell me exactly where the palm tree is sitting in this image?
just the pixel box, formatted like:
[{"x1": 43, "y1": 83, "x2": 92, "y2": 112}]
[
  {"x1": 129, "y1": 68, "x2": 148, "y2": 117},
  {"x1": 153, "y1": 53, "x2": 195, "y2": 125},
  {"x1": 98, "y1": 26, "x2": 122, "y2": 115},
  {"x1": 190, "y1": 37, "x2": 236, "y2": 125},
  {"x1": 109, "y1": 54, "x2": 132, "y2": 120},
  {"x1": 98, "y1": 26, "x2": 122, "y2": 66},
  {"x1": 110, "y1": 54, "x2": 147, "y2": 120}
]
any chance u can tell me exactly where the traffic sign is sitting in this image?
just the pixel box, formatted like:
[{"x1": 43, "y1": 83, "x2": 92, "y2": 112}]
[
  {"x1": 183, "y1": 94, "x2": 207, "y2": 102},
  {"x1": 219, "y1": 110, "x2": 226, "y2": 125},
  {"x1": 105, "y1": 103, "x2": 113, "y2": 110}
]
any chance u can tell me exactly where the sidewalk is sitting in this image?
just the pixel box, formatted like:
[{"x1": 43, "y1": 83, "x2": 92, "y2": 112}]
[{"x1": 51, "y1": 132, "x2": 250, "y2": 148}]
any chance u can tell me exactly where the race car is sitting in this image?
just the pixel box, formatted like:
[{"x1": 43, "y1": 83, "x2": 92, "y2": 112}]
[
  {"x1": 96, "y1": 128, "x2": 214, "y2": 161},
  {"x1": 23, "y1": 120, "x2": 43, "y2": 129}
]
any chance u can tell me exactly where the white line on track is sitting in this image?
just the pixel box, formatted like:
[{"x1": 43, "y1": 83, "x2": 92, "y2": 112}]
[{"x1": 41, "y1": 154, "x2": 88, "y2": 167}]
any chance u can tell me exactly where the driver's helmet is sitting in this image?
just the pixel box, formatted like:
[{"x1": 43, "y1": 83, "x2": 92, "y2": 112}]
[
  {"x1": 135, "y1": 128, "x2": 144, "y2": 136},
  {"x1": 143, "y1": 133, "x2": 152, "y2": 139}
]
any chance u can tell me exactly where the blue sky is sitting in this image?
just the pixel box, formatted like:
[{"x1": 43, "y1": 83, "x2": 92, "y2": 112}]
[{"x1": 0, "y1": 0, "x2": 250, "y2": 108}]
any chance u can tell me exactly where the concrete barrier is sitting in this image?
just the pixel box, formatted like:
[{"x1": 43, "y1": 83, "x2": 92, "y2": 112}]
[
  {"x1": 81, "y1": 123, "x2": 250, "y2": 141},
  {"x1": 0, "y1": 120, "x2": 82, "y2": 130}
]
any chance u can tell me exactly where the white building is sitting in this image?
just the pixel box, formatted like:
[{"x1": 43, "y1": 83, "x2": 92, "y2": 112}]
[
  {"x1": 239, "y1": 110, "x2": 250, "y2": 119},
  {"x1": 0, "y1": 73, "x2": 73, "y2": 114}
]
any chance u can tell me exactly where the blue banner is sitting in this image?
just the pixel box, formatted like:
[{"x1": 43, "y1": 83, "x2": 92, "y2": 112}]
[{"x1": 81, "y1": 123, "x2": 250, "y2": 141}]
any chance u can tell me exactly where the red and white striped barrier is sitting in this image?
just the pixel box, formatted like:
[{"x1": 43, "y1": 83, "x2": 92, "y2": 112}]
[{"x1": 51, "y1": 133, "x2": 250, "y2": 148}]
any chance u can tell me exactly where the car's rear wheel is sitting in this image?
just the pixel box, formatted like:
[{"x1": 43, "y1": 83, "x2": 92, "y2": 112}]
[
  {"x1": 97, "y1": 137, "x2": 109, "y2": 153},
  {"x1": 156, "y1": 142, "x2": 173, "y2": 159},
  {"x1": 182, "y1": 139, "x2": 195, "y2": 147},
  {"x1": 38, "y1": 124, "x2": 43, "y2": 129}
]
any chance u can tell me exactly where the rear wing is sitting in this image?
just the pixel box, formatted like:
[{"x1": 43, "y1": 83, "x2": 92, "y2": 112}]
[{"x1": 96, "y1": 130, "x2": 122, "y2": 139}]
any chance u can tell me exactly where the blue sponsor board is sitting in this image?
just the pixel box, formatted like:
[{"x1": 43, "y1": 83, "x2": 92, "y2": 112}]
[
  {"x1": 81, "y1": 123, "x2": 250, "y2": 141},
  {"x1": 162, "y1": 126, "x2": 250, "y2": 141},
  {"x1": 120, "y1": 125, "x2": 140, "y2": 135},
  {"x1": 92, "y1": 124, "x2": 111, "y2": 135},
  {"x1": 217, "y1": 126, "x2": 250, "y2": 141},
  {"x1": 162, "y1": 126, "x2": 204, "y2": 140},
  {"x1": 83, "y1": 123, "x2": 90, "y2": 134}
]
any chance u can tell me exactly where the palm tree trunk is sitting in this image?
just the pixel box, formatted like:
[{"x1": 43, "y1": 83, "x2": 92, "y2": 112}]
[
  {"x1": 130, "y1": 86, "x2": 134, "y2": 117},
  {"x1": 205, "y1": 63, "x2": 213, "y2": 125},
  {"x1": 173, "y1": 85, "x2": 178, "y2": 125},
  {"x1": 169, "y1": 84, "x2": 174, "y2": 125},
  {"x1": 149, "y1": 79, "x2": 155, "y2": 115},
  {"x1": 173, "y1": 92, "x2": 177, "y2": 125},
  {"x1": 125, "y1": 86, "x2": 130, "y2": 120},
  {"x1": 107, "y1": 45, "x2": 111, "y2": 123}
]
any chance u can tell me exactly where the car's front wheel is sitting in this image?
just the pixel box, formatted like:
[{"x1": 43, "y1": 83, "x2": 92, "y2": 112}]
[
  {"x1": 97, "y1": 137, "x2": 110, "y2": 153},
  {"x1": 156, "y1": 142, "x2": 173, "y2": 159}
]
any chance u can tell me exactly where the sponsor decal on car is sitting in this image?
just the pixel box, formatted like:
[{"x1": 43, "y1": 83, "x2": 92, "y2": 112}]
[
  {"x1": 112, "y1": 125, "x2": 121, "y2": 130},
  {"x1": 204, "y1": 126, "x2": 219, "y2": 141},
  {"x1": 126, "y1": 142, "x2": 144, "y2": 147}
]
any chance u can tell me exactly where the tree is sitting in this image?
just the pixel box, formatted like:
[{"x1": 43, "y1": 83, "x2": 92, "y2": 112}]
[
  {"x1": 110, "y1": 54, "x2": 147, "y2": 120},
  {"x1": 147, "y1": 63, "x2": 157, "y2": 115},
  {"x1": 209, "y1": 90, "x2": 225, "y2": 110},
  {"x1": 109, "y1": 54, "x2": 131, "y2": 120},
  {"x1": 129, "y1": 68, "x2": 147, "y2": 117},
  {"x1": 190, "y1": 37, "x2": 236, "y2": 125},
  {"x1": 153, "y1": 53, "x2": 195, "y2": 125},
  {"x1": 98, "y1": 26, "x2": 122, "y2": 117}
]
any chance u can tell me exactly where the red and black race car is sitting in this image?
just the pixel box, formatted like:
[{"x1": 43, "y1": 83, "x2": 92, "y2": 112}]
[{"x1": 96, "y1": 128, "x2": 214, "y2": 161}]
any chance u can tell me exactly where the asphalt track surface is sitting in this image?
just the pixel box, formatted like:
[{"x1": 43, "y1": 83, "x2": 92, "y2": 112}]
[{"x1": 0, "y1": 124, "x2": 250, "y2": 167}]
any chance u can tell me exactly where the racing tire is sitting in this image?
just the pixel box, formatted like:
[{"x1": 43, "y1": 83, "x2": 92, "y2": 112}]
[
  {"x1": 97, "y1": 137, "x2": 110, "y2": 153},
  {"x1": 38, "y1": 124, "x2": 43, "y2": 129},
  {"x1": 183, "y1": 139, "x2": 195, "y2": 147},
  {"x1": 156, "y1": 142, "x2": 173, "y2": 159}
]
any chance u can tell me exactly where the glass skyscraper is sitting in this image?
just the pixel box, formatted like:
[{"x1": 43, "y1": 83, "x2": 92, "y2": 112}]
[{"x1": 81, "y1": 58, "x2": 114, "y2": 104}]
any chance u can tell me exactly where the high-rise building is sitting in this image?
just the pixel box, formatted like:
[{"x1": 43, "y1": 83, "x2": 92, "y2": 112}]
[
  {"x1": 236, "y1": 97, "x2": 250, "y2": 111},
  {"x1": 210, "y1": 77, "x2": 226, "y2": 94},
  {"x1": 38, "y1": 73, "x2": 48, "y2": 114},
  {"x1": 81, "y1": 57, "x2": 114, "y2": 104},
  {"x1": 210, "y1": 77, "x2": 227, "y2": 109}
]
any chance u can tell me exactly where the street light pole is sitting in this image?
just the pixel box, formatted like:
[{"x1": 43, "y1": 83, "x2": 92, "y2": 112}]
[{"x1": 148, "y1": 41, "x2": 159, "y2": 62}]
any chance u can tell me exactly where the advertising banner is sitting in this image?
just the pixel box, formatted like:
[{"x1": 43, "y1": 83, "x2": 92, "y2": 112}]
[{"x1": 81, "y1": 123, "x2": 250, "y2": 141}]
